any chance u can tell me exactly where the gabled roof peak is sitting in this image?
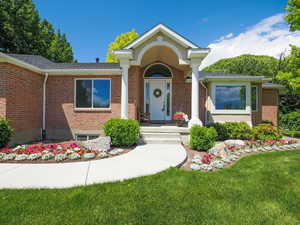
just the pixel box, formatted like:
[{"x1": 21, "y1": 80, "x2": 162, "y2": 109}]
[{"x1": 124, "y1": 23, "x2": 200, "y2": 49}]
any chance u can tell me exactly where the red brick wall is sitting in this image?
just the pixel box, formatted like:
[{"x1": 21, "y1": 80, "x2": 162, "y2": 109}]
[
  {"x1": 262, "y1": 89, "x2": 279, "y2": 126},
  {"x1": 46, "y1": 75, "x2": 122, "y2": 138},
  {"x1": 0, "y1": 63, "x2": 44, "y2": 144},
  {"x1": 0, "y1": 64, "x2": 7, "y2": 118}
]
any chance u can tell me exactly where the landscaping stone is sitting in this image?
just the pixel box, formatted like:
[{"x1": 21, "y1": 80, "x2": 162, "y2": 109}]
[
  {"x1": 83, "y1": 153, "x2": 96, "y2": 159},
  {"x1": 109, "y1": 149, "x2": 120, "y2": 155},
  {"x1": 81, "y1": 136, "x2": 111, "y2": 151},
  {"x1": 224, "y1": 139, "x2": 245, "y2": 146},
  {"x1": 190, "y1": 163, "x2": 201, "y2": 170}
]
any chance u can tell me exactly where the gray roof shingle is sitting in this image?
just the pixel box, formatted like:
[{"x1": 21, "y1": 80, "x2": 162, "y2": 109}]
[{"x1": 6, "y1": 54, "x2": 120, "y2": 70}]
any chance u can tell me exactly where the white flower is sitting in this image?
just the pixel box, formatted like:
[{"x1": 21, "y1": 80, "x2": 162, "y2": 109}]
[{"x1": 184, "y1": 114, "x2": 189, "y2": 122}]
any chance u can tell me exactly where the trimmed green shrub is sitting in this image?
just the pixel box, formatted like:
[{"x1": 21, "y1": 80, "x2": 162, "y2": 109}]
[
  {"x1": 208, "y1": 122, "x2": 253, "y2": 140},
  {"x1": 103, "y1": 119, "x2": 140, "y2": 147},
  {"x1": 224, "y1": 122, "x2": 253, "y2": 140},
  {"x1": 190, "y1": 125, "x2": 217, "y2": 151},
  {"x1": 253, "y1": 124, "x2": 282, "y2": 140},
  {"x1": 282, "y1": 130, "x2": 300, "y2": 138},
  {"x1": 279, "y1": 111, "x2": 300, "y2": 132},
  {"x1": 0, "y1": 117, "x2": 13, "y2": 148},
  {"x1": 207, "y1": 123, "x2": 229, "y2": 141}
]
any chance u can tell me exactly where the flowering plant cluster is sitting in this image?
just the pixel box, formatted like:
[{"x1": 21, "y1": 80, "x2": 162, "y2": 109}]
[
  {"x1": 191, "y1": 139, "x2": 300, "y2": 171},
  {"x1": 173, "y1": 112, "x2": 189, "y2": 122},
  {"x1": 0, "y1": 142, "x2": 126, "y2": 162},
  {"x1": 226, "y1": 139, "x2": 298, "y2": 152}
]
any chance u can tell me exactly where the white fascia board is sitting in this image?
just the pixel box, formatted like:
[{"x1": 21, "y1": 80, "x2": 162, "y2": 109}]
[
  {"x1": 45, "y1": 69, "x2": 122, "y2": 75},
  {"x1": 188, "y1": 48, "x2": 210, "y2": 59},
  {"x1": 125, "y1": 24, "x2": 199, "y2": 49},
  {"x1": 0, "y1": 52, "x2": 42, "y2": 74},
  {"x1": 112, "y1": 49, "x2": 133, "y2": 60},
  {"x1": 262, "y1": 83, "x2": 285, "y2": 89},
  {"x1": 203, "y1": 76, "x2": 266, "y2": 82}
]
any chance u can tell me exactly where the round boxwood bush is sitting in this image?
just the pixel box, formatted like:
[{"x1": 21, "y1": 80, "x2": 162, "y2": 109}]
[
  {"x1": 223, "y1": 122, "x2": 253, "y2": 140},
  {"x1": 0, "y1": 117, "x2": 13, "y2": 148},
  {"x1": 207, "y1": 122, "x2": 253, "y2": 140},
  {"x1": 280, "y1": 111, "x2": 300, "y2": 132},
  {"x1": 207, "y1": 122, "x2": 229, "y2": 141},
  {"x1": 189, "y1": 125, "x2": 217, "y2": 151},
  {"x1": 253, "y1": 124, "x2": 282, "y2": 140},
  {"x1": 103, "y1": 118, "x2": 140, "y2": 147}
]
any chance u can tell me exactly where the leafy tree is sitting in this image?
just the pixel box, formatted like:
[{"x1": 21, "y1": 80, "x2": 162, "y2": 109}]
[
  {"x1": 106, "y1": 30, "x2": 138, "y2": 62},
  {"x1": 0, "y1": 0, "x2": 74, "y2": 63},
  {"x1": 285, "y1": 0, "x2": 300, "y2": 32},
  {"x1": 202, "y1": 54, "x2": 279, "y2": 78},
  {"x1": 276, "y1": 45, "x2": 300, "y2": 93},
  {"x1": 0, "y1": 0, "x2": 40, "y2": 54}
]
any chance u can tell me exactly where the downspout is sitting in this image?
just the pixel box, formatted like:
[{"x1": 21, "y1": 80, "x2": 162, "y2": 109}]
[
  {"x1": 42, "y1": 72, "x2": 48, "y2": 140},
  {"x1": 200, "y1": 81, "x2": 208, "y2": 125}
]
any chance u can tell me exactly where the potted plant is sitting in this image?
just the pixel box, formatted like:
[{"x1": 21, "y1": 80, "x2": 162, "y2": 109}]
[{"x1": 173, "y1": 112, "x2": 189, "y2": 127}]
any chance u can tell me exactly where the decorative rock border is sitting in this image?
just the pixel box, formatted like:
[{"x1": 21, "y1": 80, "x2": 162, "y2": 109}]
[
  {"x1": 0, "y1": 141, "x2": 129, "y2": 163},
  {"x1": 190, "y1": 142, "x2": 300, "y2": 171}
]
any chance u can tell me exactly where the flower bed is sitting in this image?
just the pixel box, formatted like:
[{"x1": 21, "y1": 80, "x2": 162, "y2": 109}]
[
  {"x1": 190, "y1": 139, "x2": 300, "y2": 171},
  {"x1": 0, "y1": 142, "x2": 131, "y2": 163}
]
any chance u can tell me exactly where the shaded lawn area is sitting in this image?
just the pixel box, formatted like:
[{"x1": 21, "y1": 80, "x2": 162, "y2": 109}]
[{"x1": 0, "y1": 151, "x2": 300, "y2": 225}]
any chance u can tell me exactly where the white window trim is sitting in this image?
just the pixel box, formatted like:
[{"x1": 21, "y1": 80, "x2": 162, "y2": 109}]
[
  {"x1": 74, "y1": 78, "x2": 112, "y2": 110},
  {"x1": 211, "y1": 82, "x2": 251, "y2": 115},
  {"x1": 251, "y1": 85, "x2": 258, "y2": 112}
]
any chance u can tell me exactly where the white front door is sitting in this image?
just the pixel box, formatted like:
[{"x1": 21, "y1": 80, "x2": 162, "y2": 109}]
[{"x1": 149, "y1": 80, "x2": 165, "y2": 121}]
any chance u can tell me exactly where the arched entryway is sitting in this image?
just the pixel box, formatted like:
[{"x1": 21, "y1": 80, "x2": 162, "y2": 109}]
[{"x1": 144, "y1": 63, "x2": 172, "y2": 121}]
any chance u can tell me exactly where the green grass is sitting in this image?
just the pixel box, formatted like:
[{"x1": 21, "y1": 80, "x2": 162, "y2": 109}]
[{"x1": 1, "y1": 151, "x2": 300, "y2": 225}]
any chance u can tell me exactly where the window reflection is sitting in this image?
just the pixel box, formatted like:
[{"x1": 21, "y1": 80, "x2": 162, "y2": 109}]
[{"x1": 215, "y1": 85, "x2": 246, "y2": 110}]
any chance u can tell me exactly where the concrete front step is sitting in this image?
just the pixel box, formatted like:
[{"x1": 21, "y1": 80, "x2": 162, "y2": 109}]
[
  {"x1": 141, "y1": 137, "x2": 181, "y2": 144},
  {"x1": 141, "y1": 126, "x2": 189, "y2": 134},
  {"x1": 140, "y1": 132, "x2": 181, "y2": 144},
  {"x1": 141, "y1": 132, "x2": 180, "y2": 138}
]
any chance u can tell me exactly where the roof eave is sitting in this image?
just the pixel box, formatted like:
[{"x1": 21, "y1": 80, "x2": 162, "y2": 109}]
[
  {"x1": 0, "y1": 52, "x2": 43, "y2": 74},
  {"x1": 45, "y1": 69, "x2": 122, "y2": 75},
  {"x1": 201, "y1": 76, "x2": 267, "y2": 82}
]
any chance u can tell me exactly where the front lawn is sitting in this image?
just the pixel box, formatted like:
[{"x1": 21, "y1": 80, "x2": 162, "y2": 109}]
[{"x1": 0, "y1": 150, "x2": 300, "y2": 225}]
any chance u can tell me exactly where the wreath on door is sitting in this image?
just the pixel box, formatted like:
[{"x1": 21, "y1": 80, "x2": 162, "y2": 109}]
[{"x1": 153, "y1": 88, "x2": 162, "y2": 98}]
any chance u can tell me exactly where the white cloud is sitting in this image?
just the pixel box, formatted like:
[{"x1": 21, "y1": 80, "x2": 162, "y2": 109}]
[{"x1": 199, "y1": 13, "x2": 300, "y2": 70}]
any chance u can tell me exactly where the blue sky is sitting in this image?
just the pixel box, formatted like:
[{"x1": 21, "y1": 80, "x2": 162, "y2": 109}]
[{"x1": 34, "y1": 0, "x2": 289, "y2": 63}]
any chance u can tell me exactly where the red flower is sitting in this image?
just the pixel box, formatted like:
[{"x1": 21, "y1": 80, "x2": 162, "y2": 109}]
[{"x1": 202, "y1": 153, "x2": 213, "y2": 164}]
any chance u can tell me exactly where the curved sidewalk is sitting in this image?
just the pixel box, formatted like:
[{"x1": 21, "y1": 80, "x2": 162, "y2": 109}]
[{"x1": 0, "y1": 144, "x2": 187, "y2": 189}]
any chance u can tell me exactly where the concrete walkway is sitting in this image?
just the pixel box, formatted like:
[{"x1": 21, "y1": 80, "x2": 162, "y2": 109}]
[{"x1": 0, "y1": 144, "x2": 187, "y2": 189}]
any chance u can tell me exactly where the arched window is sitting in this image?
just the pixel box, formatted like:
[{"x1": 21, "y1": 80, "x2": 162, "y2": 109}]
[{"x1": 144, "y1": 64, "x2": 172, "y2": 78}]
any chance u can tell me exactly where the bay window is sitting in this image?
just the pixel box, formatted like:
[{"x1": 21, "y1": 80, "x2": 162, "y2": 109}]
[{"x1": 75, "y1": 79, "x2": 111, "y2": 109}]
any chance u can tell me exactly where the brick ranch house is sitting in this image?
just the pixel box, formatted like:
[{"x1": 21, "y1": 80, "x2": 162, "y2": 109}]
[{"x1": 0, "y1": 24, "x2": 283, "y2": 145}]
